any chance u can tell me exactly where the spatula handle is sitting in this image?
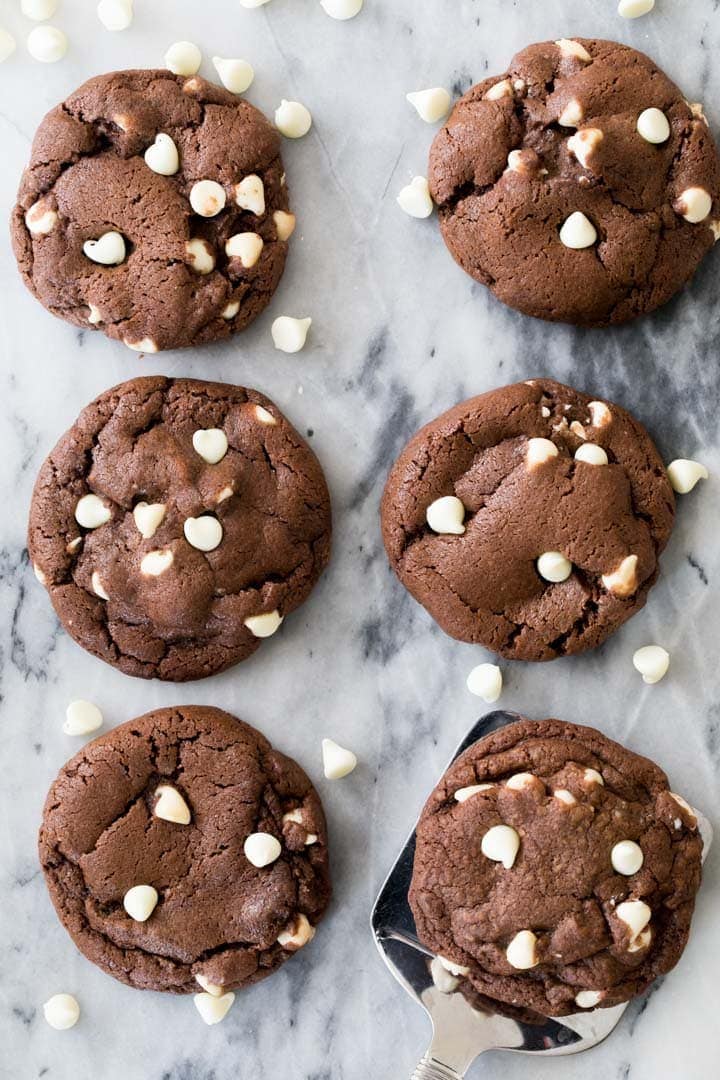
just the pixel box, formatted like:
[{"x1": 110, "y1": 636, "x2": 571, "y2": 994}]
[{"x1": 410, "y1": 1053, "x2": 463, "y2": 1079}]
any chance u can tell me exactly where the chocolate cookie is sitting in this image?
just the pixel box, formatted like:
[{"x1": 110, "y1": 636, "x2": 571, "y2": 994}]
[
  {"x1": 381, "y1": 379, "x2": 674, "y2": 662},
  {"x1": 39, "y1": 706, "x2": 331, "y2": 994},
  {"x1": 429, "y1": 39, "x2": 720, "y2": 326},
  {"x1": 409, "y1": 717, "x2": 703, "y2": 1016},
  {"x1": 12, "y1": 69, "x2": 295, "y2": 352},
  {"x1": 29, "y1": 377, "x2": 331, "y2": 681}
]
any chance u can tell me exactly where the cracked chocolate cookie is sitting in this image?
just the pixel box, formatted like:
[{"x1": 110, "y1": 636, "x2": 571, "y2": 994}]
[
  {"x1": 12, "y1": 69, "x2": 295, "y2": 352},
  {"x1": 39, "y1": 706, "x2": 331, "y2": 994},
  {"x1": 410, "y1": 717, "x2": 703, "y2": 1016},
  {"x1": 28, "y1": 376, "x2": 331, "y2": 681},
  {"x1": 429, "y1": 38, "x2": 720, "y2": 326},
  {"x1": 381, "y1": 379, "x2": 674, "y2": 661}
]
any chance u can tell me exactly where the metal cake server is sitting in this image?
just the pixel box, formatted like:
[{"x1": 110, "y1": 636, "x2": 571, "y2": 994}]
[{"x1": 371, "y1": 710, "x2": 712, "y2": 1080}]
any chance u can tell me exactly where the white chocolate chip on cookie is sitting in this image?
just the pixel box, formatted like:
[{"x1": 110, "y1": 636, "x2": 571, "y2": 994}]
[
  {"x1": 221, "y1": 301, "x2": 240, "y2": 320},
  {"x1": 278, "y1": 913, "x2": 315, "y2": 949},
  {"x1": 192, "y1": 428, "x2": 228, "y2": 465},
  {"x1": 454, "y1": 784, "x2": 494, "y2": 802},
  {"x1": 611, "y1": 840, "x2": 644, "y2": 875},
  {"x1": 601, "y1": 554, "x2": 638, "y2": 597},
  {"x1": 426, "y1": 495, "x2": 466, "y2": 535},
  {"x1": 75, "y1": 493, "x2": 111, "y2": 529},
  {"x1": 244, "y1": 832, "x2": 281, "y2": 867},
  {"x1": 616, "y1": 899, "x2": 651, "y2": 947},
  {"x1": 575, "y1": 989, "x2": 602, "y2": 1009},
  {"x1": 584, "y1": 768, "x2": 604, "y2": 786},
  {"x1": 481, "y1": 824, "x2": 520, "y2": 869},
  {"x1": 559, "y1": 98, "x2": 584, "y2": 128},
  {"x1": 506, "y1": 930, "x2": 538, "y2": 970},
  {"x1": 438, "y1": 956, "x2": 470, "y2": 977},
  {"x1": 588, "y1": 401, "x2": 612, "y2": 428},
  {"x1": 140, "y1": 550, "x2": 174, "y2": 577},
  {"x1": 124, "y1": 337, "x2": 158, "y2": 353},
  {"x1": 537, "y1": 551, "x2": 572, "y2": 583},
  {"x1": 575, "y1": 443, "x2": 608, "y2": 465},
  {"x1": 526, "y1": 437, "x2": 558, "y2": 468},
  {"x1": 485, "y1": 79, "x2": 513, "y2": 101},
  {"x1": 154, "y1": 784, "x2": 191, "y2": 825},
  {"x1": 430, "y1": 956, "x2": 459, "y2": 994},
  {"x1": 674, "y1": 187, "x2": 712, "y2": 223},
  {"x1": 190, "y1": 180, "x2": 226, "y2": 218},
  {"x1": 195, "y1": 974, "x2": 223, "y2": 997},
  {"x1": 560, "y1": 211, "x2": 597, "y2": 249},
  {"x1": 186, "y1": 238, "x2": 215, "y2": 275},
  {"x1": 91, "y1": 571, "x2": 109, "y2": 600},
  {"x1": 225, "y1": 232, "x2": 263, "y2": 267},
  {"x1": 133, "y1": 501, "x2": 166, "y2": 539},
  {"x1": 25, "y1": 199, "x2": 57, "y2": 235},
  {"x1": 637, "y1": 107, "x2": 670, "y2": 144},
  {"x1": 554, "y1": 789, "x2": 576, "y2": 805},
  {"x1": 244, "y1": 610, "x2": 283, "y2": 638},
  {"x1": 567, "y1": 128, "x2": 603, "y2": 169},
  {"x1": 505, "y1": 773, "x2": 538, "y2": 791},
  {"x1": 555, "y1": 39, "x2": 591, "y2": 62},
  {"x1": 234, "y1": 175, "x2": 265, "y2": 215},
  {"x1": 254, "y1": 405, "x2": 277, "y2": 425},
  {"x1": 184, "y1": 516, "x2": 223, "y2": 552},
  {"x1": 274, "y1": 210, "x2": 296, "y2": 241},
  {"x1": 83, "y1": 231, "x2": 126, "y2": 265},
  {"x1": 123, "y1": 884, "x2": 159, "y2": 922}
]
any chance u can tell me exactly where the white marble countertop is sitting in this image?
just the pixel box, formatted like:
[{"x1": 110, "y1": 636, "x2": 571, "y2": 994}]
[{"x1": 1, "y1": 2, "x2": 719, "y2": 1078}]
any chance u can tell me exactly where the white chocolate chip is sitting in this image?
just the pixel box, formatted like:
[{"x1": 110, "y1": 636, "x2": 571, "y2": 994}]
[
  {"x1": 438, "y1": 955, "x2": 470, "y2": 977},
  {"x1": 212, "y1": 56, "x2": 254, "y2": 94},
  {"x1": 505, "y1": 773, "x2": 537, "y2": 791},
  {"x1": 0, "y1": 28, "x2": 16, "y2": 63},
  {"x1": 588, "y1": 401, "x2": 612, "y2": 428},
  {"x1": 190, "y1": 180, "x2": 226, "y2": 218},
  {"x1": 64, "y1": 699, "x2": 103, "y2": 736},
  {"x1": 97, "y1": 0, "x2": 133, "y2": 31},
  {"x1": 27, "y1": 25, "x2": 67, "y2": 62},
  {"x1": 322, "y1": 738, "x2": 357, "y2": 780},
  {"x1": 637, "y1": 107, "x2": 670, "y2": 144},
  {"x1": 186, "y1": 238, "x2": 215, "y2": 275},
  {"x1": 584, "y1": 768, "x2": 604, "y2": 786},
  {"x1": 225, "y1": 232, "x2": 263, "y2": 267},
  {"x1": 275, "y1": 99, "x2": 312, "y2": 138},
  {"x1": 570, "y1": 421, "x2": 586, "y2": 439},
  {"x1": 616, "y1": 899, "x2": 651, "y2": 946},
  {"x1": 165, "y1": 41, "x2": 201, "y2": 76},
  {"x1": 430, "y1": 956, "x2": 459, "y2": 994},
  {"x1": 320, "y1": 0, "x2": 364, "y2": 18},
  {"x1": 243, "y1": 832, "x2": 281, "y2": 868},
  {"x1": 43, "y1": 994, "x2": 79, "y2": 1030},
  {"x1": 254, "y1": 404, "x2": 277, "y2": 425},
  {"x1": 397, "y1": 176, "x2": 434, "y2": 218},
  {"x1": 221, "y1": 301, "x2": 240, "y2": 319},
  {"x1": 575, "y1": 443, "x2": 608, "y2": 466},
  {"x1": 466, "y1": 663, "x2": 502, "y2": 703},
  {"x1": 541, "y1": 406, "x2": 551, "y2": 418},
  {"x1": 555, "y1": 39, "x2": 591, "y2": 63},
  {"x1": 575, "y1": 989, "x2": 602, "y2": 1009},
  {"x1": 454, "y1": 783, "x2": 493, "y2": 802},
  {"x1": 140, "y1": 549, "x2": 174, "y2": 577},
  {"x1": 282, "y1": 809, "x2": 317, "y2": 844},
  {"x1": 426, "y1": 495, "x2": 466, "y2": 535},
  {"x1": 87, "y1": 304, "x2": 102, "y2": 325},
  {"x1": 537, "y1": 551, "x2": 572, "y2": 583},
  {"x1": 23, "y1": 0, "x2": 58, "y2": 18},
  {"x1": 618, "y1": 0, "x2": 655, "y2": 18},
  {"x1": 601, "y1": 554, "x2": 638, "y2": 597},
  {"x1": 124, "y1": 337, "x2": 158, "y2": 353},
  {"x1": 91, "y1": 571, "x2": 109, "y2": 600},
  {"x1": 144, "y1": 132, "x2": 179, "y2": 175},
  {"x1": 195, "y1": 974, "x2": 223, "y2": 997},
  {"x1": 184, "y1": 516, "x2": 223, "y2": 552},
  {"x1": 481, "y1": 824, "x2": 520, "y2": 869},
  {"x1": 194, "y1": 991, "x2": 235, "y2": 1025},
  {"x1": 244, "y1": 610, "x2": 283, "y2": 637},
  {"x1": 192, "y1": 428, "x2": 228, "y2": 465},
  {"x1": 554, "y1": 789, "x2": 576, "y2": 805},
  {"x1": 667, "y1": 458, "x2": 708, "y2": 493},
  {"x1": 559, "y1": 98, "x2": 584, "y2": 128},
  {"x1": 611, "y1": 840, "x2": 644, "y2": 876},
  {"x1": 278, "y1": 914, "x2": 315, "y2": 949},
  {"x1": 506, "y1": 930, "x2": 538, "y2": 970},
  {"x1": 406, "y1": 87, "x2": 452, "y2": 124},
  {"x1": 559, "y1": 211, "x2": 597, "y2": 249},
  {"x1": 632, "y1": 645, "x2": 669, "y2": 685},
  {"x1": 670, "y1": 792, "x2": 697, "y2": 825},
  {"x1": 33, "y1": 563, "x2": 47, "y2": 585},
  {"x1": 83, "y1": 231, "x2": 126, "y2": 265},
  {"x1": 25, "y1": 199, "x2": 57, "y2": 235},
  {"x1": 274, "y1": 210, "x2": 296, "y2": 241},
  {"x1": 271, "y1": 315, "x2": 312, "y2": 353},
  {"x1": 216, "y1": 486, "x2": 234, "y2": 504},
  {"x1": 628, "y1": 927, "x2": 652, "y2": 953},
  {"x1": 485, "y1": 79, "x2": 513, "y2": 101},
  {"x1": 154, "y1": 785, "x2": 191, "y2": 825},
  {"x1": 133, "y1": 501, "x2": 166, "y2": 539},
  {"x1": 567, "y1": 128, "x2": 603, "y2": 169},
  {"x1": 75, "y1": 494, "x2": 111, "y2": 529},
  {"x1": 674, "y1": 186, "x2": 712, "y2": 224},
  {"x1": 123, "y1": 884, "x2": 159, "y2": 922},
  {"x1": 526, "y1": 437, "x2": 558, "y2": 468},
  {"x1": 234, "y1": 175, "x2": 265, "y2": 216}
]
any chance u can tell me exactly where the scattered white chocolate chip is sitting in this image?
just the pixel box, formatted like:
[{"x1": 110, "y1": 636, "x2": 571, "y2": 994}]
[
  {"x1": 322, "y1": 738, "x2": 357, "y2": 780},
  {"x1": 91, "y1": 571, "x2": 109, "y2": 600},
  {"x1": 454, "y1": 784, "x2": 493, "y2": 802},
  {"x1": 601, "y1": 554, "x2": 638, "y2": 598},
  {"x1": 234, "y1": 175, "x2": 265, "y2": 216},
  {"x1": 278, "y1": 914, "x2": 315, "y2": 949},
  {"x1": 124, "y1": 337, "x2": 158, "y2": 353},
  {"x1": 244, "y1": 610, "x2": 283, "y2": 637},
  {"x1": 140, "y1": 549, "x2": 174, "y2": 577},
  {"x1": 320, "y1": 0, "x2": 364, "y2": 18},
  {"x1": 192, "y1": 428, "x2": 228, "y2": 465},
  {"x1": 274, "y1": 210, "x2": 296, "y2": 241},
  {"x1": 430, "y1": 956, "x2": 459, "y2": 994},
  {"x1": 221, "y1": 301, "x2": 240, "y2": 320},
  {"x1": 506, "y1": 930, "x2": 538, "y2": 970},
  {"x1": 674, "y1": 186, "x2": 712, "y2": 224},
  {"x1": 611, "y1": 840, "x2": 644, "y2": 876},
  {"x1": 97, "y1": 0, "x2": 133, "y2": 31},
  {"x1": 87, "y1": 304, "x2": 102, "y2": 325},
  {"x1": 123, "y1": 884, "x2": 159, "y2": 922},
  {"x1": 186, "y1": 238, "x2": 215, "y2": 275},
  {"x1": 560, "y1": 211, "x2": 597, "y2": 249},
  {"x1": 618, "y1": 0, "x2": 655, "y2": 18},
  {"x1": 406, "y1": 87, "x2": 452, "y2": 124},
  {"x1": 254, "y1": 404, "x2": 277, "y2": 425},
  {"x1": 506, "y1": 773, "x2": 536, "y2": 791},
  {"x1": 43, "y1": 994, "x2": 79, "y2": 1030},
  {"x1": 438, "y1": 956, "x2": 470, "y2": 977},
  {"x1": 275, "y1": 99, "x2": 312, "y2": 138},
  {"x1": 667, "y1": 458, "x2": 708, "y2": 494},
  {"x1": 271, "y1": 315, "x2": 312, "y2": 352},
  {"x1": 466, "y1": 663, "x2": 502, "y2": 703},
  {"x1": 526, "y1": 437, "x2": 558, "y2": 468},
  {"x1": 64, "y1": 700, "x2": 103, "y2": 736},
  {"x1": 575, "y1": 989, "x2": 602, "y2": 1009},
  {"x1": 23, "y1": 0, "x2": 58, "y2": 19},
  {"x1": 633, "y1": 645, "x2": 669, "y2": 685},
  {"x1": 212, "y1": 56, "x2": 254, "y2": 95},
  {"x1": 144, "y1": 133, "x2": 179, "y2": 175},
  {"x1": 133, "y1": 501, "x2": 166, "y2": 539},
  {"x1": 637, "y1": 107, "x2": 670, "y2": 145},
  {"x1": 194, "y1": 991, "x2": 235, "y2": 1026},
  {"x1": 575, "y1": 443, "x2": 608, "y2": 466},
  {"x1": 559, "y1": 98, "x2": 584, "y2": 128},
  {"x1": 27, "y1": 25, "x2": 67, "y2": 62},
  {"x1": 616, "y1": 899, "x2": 651, "y2": 947},
  {"x1": 165, "y1": 41, "x2": 201, "y2": 76},
  {"x1": 225, "y1": 232, "x2": 263, "y2": 267},
  {"x1": 82, "y1": 231, "x2": 126, "y2": 265},
  {"x1": 481, "y1": 824, "x2": 520, "y2": 870},
  {"x1": 426, "y1": 495, "x2": 466, "y2": 535},
  {"x1": 75, "y1": 494, "x2": 111, "y2": 529},
  {"x1": 195, "y1": 974, "x2": 223, "y2": 997},
  {"x1": 397, "y1": 176, "x2": 434, "y2": 218},
  {"x1": 485, "y1": 79, "x2": 513, "y2": 102},
  {"x1": 244, "y1": 832, "x2": 281, "y2": 868},
  {"x1": 555, "y1": 39, "x2": 591, "y2": 63},
  {"x1": 588, "y1": 401, "x2": 611, "y2": 428},
  {"x1": 584, "y1": 768, "x2": 604, "y2": 786},
  {"x1": 154, "y1": 784, "x2": 191, "y2": 825},
  {"x1": 190, "y1": 180, "x2": 226, "y2": 218},
  {"x1": 0, "y1": 28, "x2": 16, "y2": 63},
  {"x1": 25, "y1": 199, "x2": 57, "y2": 235},
  {"x1": 537, "y1": 551, "x2": 572, "y2": 583},
  {"x1": 554, "y1": 789, "x2": 576, "y2": 806},
  {"x1": 184, "y1": 516, "x2": 223, "y2": 552},
  {"x1": 567, "y1": 128, "x2": 603, "y2": 169}
]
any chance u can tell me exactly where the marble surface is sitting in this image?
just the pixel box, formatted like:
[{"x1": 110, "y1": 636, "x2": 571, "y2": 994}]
[{"x1": 1, "y1": 2, "x2": 719, "y2": 1078}]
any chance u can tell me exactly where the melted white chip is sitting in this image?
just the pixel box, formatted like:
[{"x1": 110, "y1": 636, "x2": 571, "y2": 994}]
[
  {"x1": 667, "y1": 459, "x2": 708, "y2": 493},
  {"x1": 195, "y1": 974, "x2": 224, "y2": 997},
  {"x1": 192, "y1": 429, "x2": 228, "y2": 465},
  {"x1": 466, "y1": 663, "x2": 502, "y2": 703},
  {"x1": 406, "y1": 87, "x2": 452, "y2": 123},
  {"x1": 322, "y1": 738, "x2": 357, "y2": 779},
  {"x1": 537, "y1": 551, "x2": 572, "y2": 583},
  {"x1": 506, "y1": 773, "x2": 537, "y2": 791},
  {"x1": 485, "y1": 79, "x2": 513, "y2": 101},
  {"x1": 154, "y1": 785, "x2": 191, "y2": 825},
  {"x1": 430, "y1": 956, "x2": 459, "y2": 994},
  {"x1": 601, "y1": 554, "x2": 638, "y2": 597},
  {"x1": 133, "y1": 502, "x2": 166, "y2": 539},
  {"x1": 438, "y1": 955, "x2": 470, "y2": 977},
  {"x1": 144, "y1": 133, "x2": 179, "y2": 175},
  {"x1": 140, "y1": 550, "x2": 174, "y2": 577},
  {"x1": 278, "y1": 914, "x2": 315, "y2": 949},
  {"x1": 611, "y1": 840, "x2": 644, "y2": 875},
  {"x1": 481, "y1": 824, "x2": 520, "y2": 869},
  {"x1": 575, "y1": 989, "x2": 602, "y2": 1009},
  {"x1": 560, "y1": 211, "x2": 597, "y2": 249},
  {"x1": 91, "y1": 571, "x2": 109, "y2": 600},
  {"x1": 274, "y1": 210, "x2": 296, "y2": 241},
  {"x1": 64, "y1": 700, "x2": 103, "y2": 736},
  {"x1": 616, "y1": 899, "x2": 651, "y2": 946},
  {"x1": 506, "y1": 930, "x2": 538, "y2": 970},
  {"x1": 633, "y1": 645, "x2": 670, "y2": 685},
  {"x1": 83, "y1": 231, "x2": 126, "y2": 265},
  {"x1": 124, "y1": 337, "x2": 158, "y2": 353},
  {"x1": 559, "y1": 98, "x2": 584, "y2": 127},
  {"x1": 271, "y1": 315, "x2": 312, "y2": 353},
  {"x1": 25, "y1": 199, "x2": 57, "y2": 235},
  {"x1": 637, "y1": 107, "x2": 670, "y2": 144},
  {"x1": 213, "y1": 57, "x2": 254, "y2": 94},
  {"x1": 186, "y1": 238, "x2": 215, "y2": 275},
  {"x1": 123, "y1": 884, "x2": 159, "y2": 922},
  {"x1": 397, "y1": 176, "x2": 434, "y2": 218},
  {"x1": 275, "y1": 99, "x2": 312, "y2": 138},
  {"x1": 221, "y1": 301, "x2": 240, "y2": 319},
  {"x1": 555, "y1": 39, "x2": 591, "y2": 62},
  {"x1": 43, "y1": 994, "x2": 79, "y2": 1030},
  {"x1": 97, "y1": 0, "x2": 133, "y2": 31},
  {"x1": 165, "y1": 41, "x2": 201, "y2": 76},
  {"x1": 225, "y1": 232, "x2": 263, "y2": 267},
  {"x1": 454, "y1": 784, "x2": 494, "y2": 802},
  {"x1": 254, "y1": 405, "x2": 277, "y2": 425},
  {"x1": 194, "y1": 991, "x2": 235, "y2": 1025},
  {"x1": 234, "y1": 175, "x2": 265, "y2": 215},
  {"x1": 584, "y1": 768, "x2": 604, "y2": 786},
  {"x1": 27, "y1": 25, "x2": 67, "y2": 62},
  {"x1": 567, "y1": 128, "x2": 603, "y2": 169},
  {"x1": 244, "y1": 610, "x2": 283, "y2": 638},
  {"x1": 244, "y1": 832, "x2": 281, "y2": 867},
  {"x1": 426, "y1": 495, "x2": 466, "y2": 535},
  {"x1": 554, "y1": 789, "x2": 576, "y2": 806},
  {"x1": 588, "y1": 401, "x2": 612, "y2": 428}
]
